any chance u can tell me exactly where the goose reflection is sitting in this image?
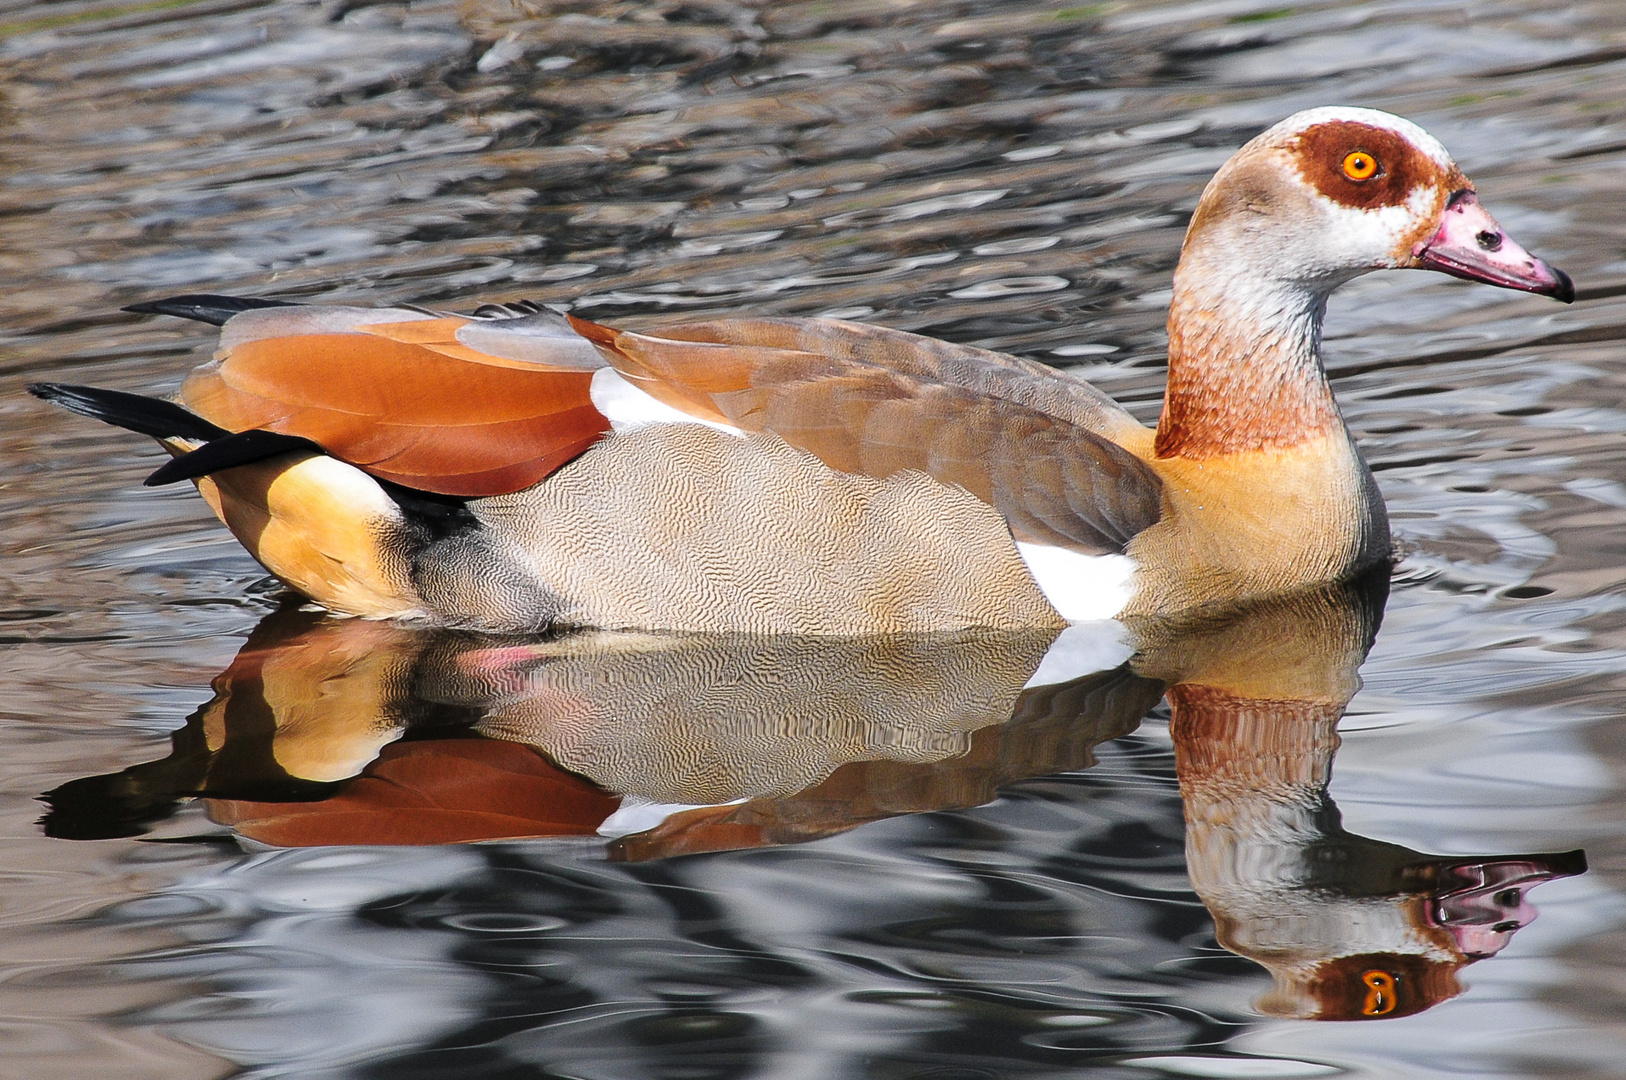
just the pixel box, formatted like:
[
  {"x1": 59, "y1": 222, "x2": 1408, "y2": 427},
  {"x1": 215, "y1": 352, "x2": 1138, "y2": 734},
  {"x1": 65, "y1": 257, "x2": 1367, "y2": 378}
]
[
  {"x1": 42, "y1": 573, "x2": 1582, "y2": 1019},
  {"x1": 1135, "y1": 575, "x2": 1585, "y2": 1020},
  {"x1": 41, "y1": 611, "x2": 1159, "y2": 851}
]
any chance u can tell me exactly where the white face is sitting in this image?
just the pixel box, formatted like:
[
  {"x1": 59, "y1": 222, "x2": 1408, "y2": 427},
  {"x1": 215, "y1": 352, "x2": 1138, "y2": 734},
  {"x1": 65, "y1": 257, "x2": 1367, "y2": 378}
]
[{"x1": 1280, "y1": 171, "x2": 1446, "y2": 282}]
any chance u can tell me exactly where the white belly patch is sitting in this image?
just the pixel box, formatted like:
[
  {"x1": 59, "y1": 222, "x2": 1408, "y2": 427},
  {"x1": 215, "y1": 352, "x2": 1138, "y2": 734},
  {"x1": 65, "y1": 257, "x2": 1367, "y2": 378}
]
[{"x1": 1015, "y1": 543, "x2": 1136, "y2": 623}]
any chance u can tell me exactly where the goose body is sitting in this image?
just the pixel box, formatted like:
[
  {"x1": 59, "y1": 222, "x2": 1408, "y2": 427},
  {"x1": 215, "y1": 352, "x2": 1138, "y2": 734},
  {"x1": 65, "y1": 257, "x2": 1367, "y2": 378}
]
[{"x1": 33, "y1": 108, "x2": 1573, "y2": 634}]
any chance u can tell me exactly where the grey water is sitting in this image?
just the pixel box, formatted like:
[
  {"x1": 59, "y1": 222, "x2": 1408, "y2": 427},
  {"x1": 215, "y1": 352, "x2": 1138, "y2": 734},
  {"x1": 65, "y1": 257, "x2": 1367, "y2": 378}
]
[{"x1": 5, "y1": 0, "x2": 1626, "y2": 1077}]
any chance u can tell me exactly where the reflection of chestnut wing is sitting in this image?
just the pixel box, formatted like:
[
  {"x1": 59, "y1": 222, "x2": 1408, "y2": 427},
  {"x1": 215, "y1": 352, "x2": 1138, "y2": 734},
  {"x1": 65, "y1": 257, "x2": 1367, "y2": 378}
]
[
  {"x1": 573, "y1": 316, "x2": 1164, "y2": 553},
  {"x1": 208, "y1": 739, "x2": 618, "y2": 846},
  {"x1": 181, "y1": 314, "x2": 609, "y2": 496}
]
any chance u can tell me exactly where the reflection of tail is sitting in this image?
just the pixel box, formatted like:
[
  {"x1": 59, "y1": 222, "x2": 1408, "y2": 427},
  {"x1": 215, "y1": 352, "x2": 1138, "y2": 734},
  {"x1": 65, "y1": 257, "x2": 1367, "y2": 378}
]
[
  {"x1": 39, "y1": 739, "x2": 215, "y2": 841},
  {"x1": 38, "y1": 606, "x2": 430, "y2": 841},
  {"x1": 37, "y1": 697, "x2": 342, "y2": 841}
]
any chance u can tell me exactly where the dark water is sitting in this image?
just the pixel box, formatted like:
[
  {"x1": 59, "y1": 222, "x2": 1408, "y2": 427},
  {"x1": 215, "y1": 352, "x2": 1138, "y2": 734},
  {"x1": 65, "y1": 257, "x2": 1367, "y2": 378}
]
[{"x1": 5, "y1": 0, "x2": 1626, "y2": 1076}]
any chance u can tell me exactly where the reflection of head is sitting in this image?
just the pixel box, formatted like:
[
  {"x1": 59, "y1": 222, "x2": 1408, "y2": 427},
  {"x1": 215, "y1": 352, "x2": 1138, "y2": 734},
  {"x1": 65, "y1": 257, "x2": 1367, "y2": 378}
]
[
  {"x1": 1195, "y1": 773, "x2": 1587, "y2": 1021},
  {"x1": 1157, "y1": 571, "x2": 1585, "y2": 1022},
  {"x1": 1179, "y1": 698, "x2": 1586, "y2": 1023},
  {"x1": 1259, "y1": 951, "x2": 1464, "y2": 1021},
  {"x1": 1199, "y1": 803, "x2": 1584, "y2": 1021},
  {"x1": 1207, "y1": 880, "x2": 1467, "y2": 1020},
  {"x1": 1255, "y1": 857, "x2": 1583, "y2": 1021}
]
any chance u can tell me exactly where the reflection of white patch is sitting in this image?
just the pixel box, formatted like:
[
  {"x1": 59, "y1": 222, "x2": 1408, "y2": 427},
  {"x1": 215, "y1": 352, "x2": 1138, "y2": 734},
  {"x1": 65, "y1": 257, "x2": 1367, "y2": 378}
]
[
  {"x1": 1023, "y1": 620, "x2": 1136, "y2": 688},
  {"x1": 589, "y1": 368, "x2": 745, "y2": 435},
  {"x1": 1015, "y1": 544, "x2": 1135, "y2": 622},
  {"x1": 596, "y1": 796, "x2": 748, "y2": 838}
]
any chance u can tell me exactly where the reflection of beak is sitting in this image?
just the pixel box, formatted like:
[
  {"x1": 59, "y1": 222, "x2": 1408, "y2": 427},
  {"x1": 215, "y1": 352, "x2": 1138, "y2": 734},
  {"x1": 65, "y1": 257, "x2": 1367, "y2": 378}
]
[
  {"x1": 1428, "y1": 850, "x2": 1587, "y2": 960},
  {"x1": 1414, "y1": 190, "x2": 1575, "y2": 303}
]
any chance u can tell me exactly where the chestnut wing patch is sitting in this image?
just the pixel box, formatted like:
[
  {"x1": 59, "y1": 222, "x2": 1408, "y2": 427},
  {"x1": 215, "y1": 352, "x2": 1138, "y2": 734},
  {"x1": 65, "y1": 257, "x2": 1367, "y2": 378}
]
[
  {"x1": 181, "y1": 317, "x2": 609, "y2": 497},
  {"x1": 577, "y1": 317, "x2": 1163, "y2": 554}
]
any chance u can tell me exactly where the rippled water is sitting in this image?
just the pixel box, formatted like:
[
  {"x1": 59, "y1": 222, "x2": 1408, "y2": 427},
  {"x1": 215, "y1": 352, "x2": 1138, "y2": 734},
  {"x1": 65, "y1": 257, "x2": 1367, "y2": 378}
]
[{"x1": 6, "y1": 0, "x2": 1626, "y2": 1076}]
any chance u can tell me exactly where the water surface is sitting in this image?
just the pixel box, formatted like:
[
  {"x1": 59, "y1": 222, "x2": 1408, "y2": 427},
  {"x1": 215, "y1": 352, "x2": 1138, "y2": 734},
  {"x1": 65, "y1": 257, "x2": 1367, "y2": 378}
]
[{"x1": 5, "y1": 0, "x2": 1626, "y2": 1076}]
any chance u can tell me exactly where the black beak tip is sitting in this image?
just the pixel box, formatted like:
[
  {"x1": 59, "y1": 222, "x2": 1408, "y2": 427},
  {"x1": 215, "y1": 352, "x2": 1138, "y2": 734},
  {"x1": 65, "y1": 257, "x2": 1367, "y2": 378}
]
[{"x1": 1551, "y1": 266, "x2": 1576, "y2": 304}]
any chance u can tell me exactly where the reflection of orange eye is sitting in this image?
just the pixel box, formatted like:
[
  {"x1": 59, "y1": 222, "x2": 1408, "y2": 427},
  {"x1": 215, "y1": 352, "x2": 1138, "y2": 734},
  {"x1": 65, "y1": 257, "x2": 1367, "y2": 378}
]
[
  {"x1": 1361, "y1": 970, "x2": 1398, "y2": 1016},
  {"x1": 1343, "y1": 151, "x2": 1379, "y2": 181}
]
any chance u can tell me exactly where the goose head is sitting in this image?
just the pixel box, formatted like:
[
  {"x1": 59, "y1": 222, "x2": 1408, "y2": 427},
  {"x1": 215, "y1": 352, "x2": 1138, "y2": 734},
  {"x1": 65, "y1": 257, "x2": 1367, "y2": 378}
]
[
  {"x1": 1181, "y1": 106, "x2": 1573, "y2": 301},
  {"x1": 1158, "y1": 107, "x2": 1572, "y2": 460}
]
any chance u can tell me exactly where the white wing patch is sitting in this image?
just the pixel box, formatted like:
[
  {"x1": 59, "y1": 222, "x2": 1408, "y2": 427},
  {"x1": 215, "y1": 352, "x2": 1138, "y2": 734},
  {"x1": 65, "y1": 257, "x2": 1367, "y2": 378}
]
[
  {"x1": 589, "y1": 367, "x2": 746, "y2": 436},
  {"x1": 1015, "y1": 543, "x2": 1135, "y2": 622},
  {"x1": 596, "y1": 796, "x2": 748, "y2": 838},
  {"x1": 1023, "y1": 619, "x2": 1137, "y2": 688}
]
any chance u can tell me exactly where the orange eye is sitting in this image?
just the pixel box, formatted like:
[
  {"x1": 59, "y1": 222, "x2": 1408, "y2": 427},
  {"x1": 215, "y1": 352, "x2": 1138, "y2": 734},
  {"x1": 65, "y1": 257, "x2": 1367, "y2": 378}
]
[
  {"x1": 1343, "y1": 151, "x2": 1379, "y2": 181},
  {"x1": 1360, "y1": 970, "x2": 1397, "y2": 1016}
]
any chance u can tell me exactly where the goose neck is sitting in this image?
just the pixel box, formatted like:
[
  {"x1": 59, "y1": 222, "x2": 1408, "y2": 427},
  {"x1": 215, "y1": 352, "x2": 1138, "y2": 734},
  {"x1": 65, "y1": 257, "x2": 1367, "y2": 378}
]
[{"x1": 1154, "y1": 267, "x2": 1344, "y2": 460}]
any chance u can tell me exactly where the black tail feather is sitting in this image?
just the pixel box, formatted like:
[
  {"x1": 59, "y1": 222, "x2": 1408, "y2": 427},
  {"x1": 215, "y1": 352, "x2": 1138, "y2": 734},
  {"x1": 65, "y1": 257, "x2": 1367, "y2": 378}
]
[
  {"x1": 28, "y1": 383, "x2": 228, "y2": 442},
  {"x1": 145, "y1": 429, "x2": 323, "y2": 486},
  {"x1": 32, "y1": 380, "x2": 472, "y2": 512},
  {"x1": 122, "y1": 293, "x2": 301, "y2": 326}
]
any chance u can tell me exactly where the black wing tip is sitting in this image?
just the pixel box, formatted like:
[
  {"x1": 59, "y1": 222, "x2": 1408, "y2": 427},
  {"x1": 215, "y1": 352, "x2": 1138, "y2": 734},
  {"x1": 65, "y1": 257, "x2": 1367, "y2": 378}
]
[
  {"x1": 33, "y1": 381, "x2": 330, "y2": 487},
  {"x1": 144, "y1": 429, "x2": 323, "y2": 486},
  {"x1": 29, "y1": 382, "x2": 230, "y2": 443},
  {"x1": 122, "y1": 294, "x2": 302, "y2": 326},
  {"x1": 28, "y1": 381, "x2": 118, "y2": 414}
]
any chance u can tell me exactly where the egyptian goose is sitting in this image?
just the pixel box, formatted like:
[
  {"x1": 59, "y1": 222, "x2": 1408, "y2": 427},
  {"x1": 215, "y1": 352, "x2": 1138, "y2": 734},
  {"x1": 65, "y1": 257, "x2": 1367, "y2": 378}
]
[{"x1": 31, "y1": 107, "x2": 1574, "y2": 634}]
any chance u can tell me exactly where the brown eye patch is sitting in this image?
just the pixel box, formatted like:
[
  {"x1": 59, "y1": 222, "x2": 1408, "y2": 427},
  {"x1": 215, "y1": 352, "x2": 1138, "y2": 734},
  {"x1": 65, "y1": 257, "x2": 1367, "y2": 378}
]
[
  {"x1": 1302, "y1": 952, "x2": 1463, "y2": 1021},
  {"x1": 1287, "y1": 120, "x2": 1454, "y2": 211}
]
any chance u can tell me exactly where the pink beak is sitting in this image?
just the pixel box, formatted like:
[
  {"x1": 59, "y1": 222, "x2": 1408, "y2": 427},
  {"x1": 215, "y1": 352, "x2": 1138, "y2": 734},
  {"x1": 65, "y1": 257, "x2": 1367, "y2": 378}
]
[{"x1": 1414, "y1": 190, "x2": 1574, "y2": 303}]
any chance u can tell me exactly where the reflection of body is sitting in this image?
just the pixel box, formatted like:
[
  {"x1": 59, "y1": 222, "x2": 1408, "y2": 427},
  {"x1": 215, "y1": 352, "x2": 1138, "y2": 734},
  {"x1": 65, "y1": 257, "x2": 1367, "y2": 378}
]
[
  {"x1": 1141, "y1": 576, "x2": 1585, "y2": 1019},
  {"x1": 44, "y1": 575, "x2": 1584, "y2": 1021},
  {"x1": 41, "y1": 609, "x2": 1158, "y2": 851}
]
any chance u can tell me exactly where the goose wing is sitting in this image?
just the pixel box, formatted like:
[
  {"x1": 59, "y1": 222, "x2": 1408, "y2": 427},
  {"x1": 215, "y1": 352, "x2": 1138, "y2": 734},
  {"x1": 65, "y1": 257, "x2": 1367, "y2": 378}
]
[{"x1": 574, "y1": 315, "x2": 1163, "y2": 554}]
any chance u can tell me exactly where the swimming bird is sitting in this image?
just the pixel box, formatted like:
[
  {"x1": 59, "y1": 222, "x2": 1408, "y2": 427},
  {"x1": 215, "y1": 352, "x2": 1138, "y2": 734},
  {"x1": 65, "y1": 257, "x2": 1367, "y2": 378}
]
[{"x1": 31, "y1": 107, "x2": 1574, "y2": 634}]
